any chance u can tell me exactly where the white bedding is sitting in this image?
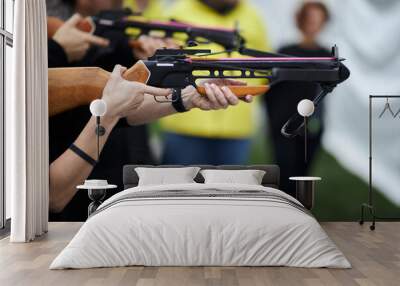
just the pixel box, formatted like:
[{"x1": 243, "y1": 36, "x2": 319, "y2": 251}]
[{"x1": 50, "y1": 183, "x2": 351, "y2": 269}]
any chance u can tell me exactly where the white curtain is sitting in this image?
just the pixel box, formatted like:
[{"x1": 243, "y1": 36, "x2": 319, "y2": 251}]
[{"x1": 7, "y1": 0, "x2": 49, "y2": 242}]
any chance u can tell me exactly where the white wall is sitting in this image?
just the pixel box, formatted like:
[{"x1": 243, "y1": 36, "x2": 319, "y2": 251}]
[{"x1": 250, "y1": 0, "x2": 301, "y2": 49}]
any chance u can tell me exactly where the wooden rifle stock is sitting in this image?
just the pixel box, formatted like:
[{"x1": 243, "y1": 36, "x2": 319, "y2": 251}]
[{"x1": 48, "y1": 61, "x2": 150, "y2": 116}]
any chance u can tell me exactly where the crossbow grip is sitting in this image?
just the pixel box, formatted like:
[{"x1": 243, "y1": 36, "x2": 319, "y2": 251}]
[
  {"x1": 121, "y1": 60, "x2": 150, "y2": 83},
  {"x1": 48, "y1": 61, "x2": 150, "y2": 116},
  {"x1": 196, "y1": 85, "x2": 269, "y2": 97}
]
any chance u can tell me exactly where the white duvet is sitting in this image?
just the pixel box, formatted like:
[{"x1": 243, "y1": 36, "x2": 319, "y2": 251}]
[{"x1": 50, "y1": 183, "x2": 350, "y2": 269}]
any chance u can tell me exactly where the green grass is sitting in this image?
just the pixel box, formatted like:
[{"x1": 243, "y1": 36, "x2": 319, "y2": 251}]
[
  {"x1": 249, "y1": 135, "x2": 400, "y2": 221},
  {"x1": 310, "y1": 149, "x2": 400, "y2": 221}
]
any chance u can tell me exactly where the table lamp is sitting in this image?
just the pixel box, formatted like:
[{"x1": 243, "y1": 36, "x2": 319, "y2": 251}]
[{"x1": 297, "y1": 99, "x2": 315, "y2": 163}]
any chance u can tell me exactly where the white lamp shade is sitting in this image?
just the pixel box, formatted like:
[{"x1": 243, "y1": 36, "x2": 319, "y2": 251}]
[
  {"x1": 89, "y1": 99, "x2": 107, "y2": 117},
  {"x1": 297, "y1": 99, "x2": 315, "y2": 117}
]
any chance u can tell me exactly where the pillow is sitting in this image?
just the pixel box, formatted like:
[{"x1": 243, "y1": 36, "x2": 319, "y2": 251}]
[
  {"x1": 135, "y1": 167, "x2": 200, "y2": 186},
  {"x1": 200, "y1": 169, "x2": 266, "y2": 185}
]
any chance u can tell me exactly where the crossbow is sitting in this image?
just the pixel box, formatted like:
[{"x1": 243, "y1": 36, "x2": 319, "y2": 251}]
[
  {"x1": 48, "y1": 46, "x2": 350, "y2": 138},
  {"x1": 47, "y1": 8, "x2": 245, "y2": 52},
  {"x1": 47, "y1": 8, "x2": 287, "y2": 59}
]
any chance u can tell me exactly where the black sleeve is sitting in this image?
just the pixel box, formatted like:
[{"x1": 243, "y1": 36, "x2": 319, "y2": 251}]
[
  {"x1": 77, "y1": 29, "x2": 135, "y2": 71},
  {"x1": 48, "y1": 39, "x2": 69, "y2": 68},
  {"x1": 278, "y1": 45, "x2": 296, "y2": 55}
]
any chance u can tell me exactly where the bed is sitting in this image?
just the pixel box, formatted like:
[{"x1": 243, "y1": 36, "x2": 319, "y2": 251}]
[{"x1": 50, "y1": 165, "x2": 350, "y2": 269}]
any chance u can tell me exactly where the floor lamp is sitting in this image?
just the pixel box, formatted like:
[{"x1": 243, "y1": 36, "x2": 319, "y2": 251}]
[
  {"x1": 79, "y1": 99, "x2": 117, "y2": 217},
  {"x1": 297, "y1": 99, "x2": 315, "y2": 163},
  {"x1": 89, "y1": 99, "x2": 107, "y2": 161}
]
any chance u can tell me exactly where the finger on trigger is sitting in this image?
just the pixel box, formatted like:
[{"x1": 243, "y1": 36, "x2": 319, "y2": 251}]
[
  {"x1": 143, "y1": 85, "x2": 171, "y2": 97},
  {"x1": 83, "y1": 33, "x2": 109, "y2": 47}
]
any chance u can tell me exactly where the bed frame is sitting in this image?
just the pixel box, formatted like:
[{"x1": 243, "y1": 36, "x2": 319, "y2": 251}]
[{"x1": 123, "y1": 165, "x2": 280, "y2": 190}]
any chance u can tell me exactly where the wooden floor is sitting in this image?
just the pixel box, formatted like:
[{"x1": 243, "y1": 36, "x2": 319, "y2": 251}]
[{"x1": 0, "y1": 222, "x2": 399, "y2": 286}]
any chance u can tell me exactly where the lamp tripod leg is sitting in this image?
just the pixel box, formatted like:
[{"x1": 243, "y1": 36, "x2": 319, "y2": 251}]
[
  {"x1": 304, "y1": 117, "x2": 307, "y2": 164},
  {"x1": 359, "y1": 204, "x2": 364, "y2": 225},
  {"x1": 97, "y1": 126, "x2": 100, "y2": 161}
]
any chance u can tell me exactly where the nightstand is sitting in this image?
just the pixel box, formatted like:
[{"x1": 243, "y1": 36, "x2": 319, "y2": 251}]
[
  {"x1": 77, "y1": 181, "x2": 117, "y2": 217},
  {"x1": 289, "y1": 177, "x2": 321, "y2": 210}
]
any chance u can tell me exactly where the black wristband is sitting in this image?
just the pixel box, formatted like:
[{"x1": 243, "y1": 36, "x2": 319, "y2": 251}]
[
  {"x1": 69, "y1": 144, "x2": 97, "y2": 167},
  {"x1": 171, "y1": 88, "x2": 188, "y2": 113}
]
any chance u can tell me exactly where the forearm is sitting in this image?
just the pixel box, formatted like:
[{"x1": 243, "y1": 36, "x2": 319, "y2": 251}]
[
  {"x1": 49, "y1": 115, "x2": 118, "y2": 213},
  {"x1": 126, "y1": 91, "x2": 194, "y2": 125},
  {"x1": 125, "y1": 96, "x2": 174, "y2": 125},
  {"x1": 48, "y1": 67, "x2": 108, "y2": 116}
]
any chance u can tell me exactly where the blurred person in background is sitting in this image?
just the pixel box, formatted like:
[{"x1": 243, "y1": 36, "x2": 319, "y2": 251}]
[
  {"x1": 264, "y1": 1, "x2": 331, "y2": 197},
  {"x1": 46, "y1": 0, "x2": 173, "y2": 220},
  {"x1": 47, "y1": 0, "x2": 122, "y2": 20},
  {"x1": 160, "y1": 0, "x2": 271, "y2": 165},
  {"x1": 47, "y1": 0, "x2": 164, "y2": 19},
  {"x1": 123, "y1": 0, "x2": 163, "y2": 19}
]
